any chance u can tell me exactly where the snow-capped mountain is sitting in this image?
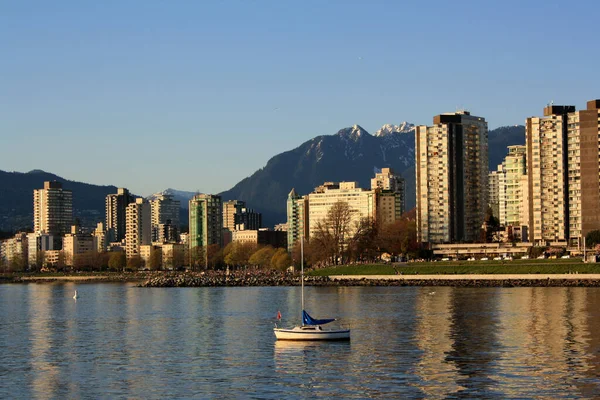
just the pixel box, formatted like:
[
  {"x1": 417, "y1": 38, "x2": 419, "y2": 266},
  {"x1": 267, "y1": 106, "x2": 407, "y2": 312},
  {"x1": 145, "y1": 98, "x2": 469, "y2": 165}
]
[
  {"x1": 374, "y1": 122, "x2": 415, "y2": 137},
  {"x1": 147, "y1": 188, "x2": 197, "y2": 204},
  {"x1": 220, "y1": 124, "x2": 417, "y2": 227}
]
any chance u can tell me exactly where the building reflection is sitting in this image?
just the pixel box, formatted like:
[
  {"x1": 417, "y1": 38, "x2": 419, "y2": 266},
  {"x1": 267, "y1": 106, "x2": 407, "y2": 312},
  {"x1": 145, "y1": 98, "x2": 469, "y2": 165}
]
[
  {"x1": 579, "y1": 288, "x2": 600, "y2": 397},
  {"x1": 28, "y1": 285, "x2": 66, "y2": 399},
  {"x1": 413, "y1": 287, "x2": 461, "y2": 397},
  {"x1": 486, "y1": 287, "x2": 600, "y2": 397}
]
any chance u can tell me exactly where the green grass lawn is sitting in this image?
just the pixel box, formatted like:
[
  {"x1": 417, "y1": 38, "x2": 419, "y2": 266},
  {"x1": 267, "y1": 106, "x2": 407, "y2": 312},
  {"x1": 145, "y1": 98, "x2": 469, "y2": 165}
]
[{"x1": 307, "y1": 259, "x2": 600, "y2": 276}]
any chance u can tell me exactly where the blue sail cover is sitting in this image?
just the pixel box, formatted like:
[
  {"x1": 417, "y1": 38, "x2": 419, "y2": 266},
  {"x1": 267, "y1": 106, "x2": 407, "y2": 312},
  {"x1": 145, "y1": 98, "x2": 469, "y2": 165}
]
[{"x1": 303, "y1": 310, "x2": 335, "y2": 326}]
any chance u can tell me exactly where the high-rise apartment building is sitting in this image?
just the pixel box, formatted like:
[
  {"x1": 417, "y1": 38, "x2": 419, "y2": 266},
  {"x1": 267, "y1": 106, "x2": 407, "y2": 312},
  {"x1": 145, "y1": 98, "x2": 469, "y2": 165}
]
[
  {"x1": 526, "y1": 105, "x2": 574, "y2": 244},
  {"x1": 189, "y1": 194, "x2": 222, "y2": 249},
  {"x1": 149, "y1": 193, "x2": 180, "y2": 243},
  {"x1": 125, "y1": 198, "x2": 151, "y2": 258},
  {"x1": 499, "y1": 145, "x2": 527, "y2": 227},
  {"x1": 416, "y1": 111, "x2": 488, "y2": 244},
  {"x1": 223, "y1": 200, "x2": 245, "y2": 232},
  {"x1": 33, "y1": 181, "x2": 73, "y2": 236},
  {"x1": 488, "y1": 169, "x2": 501, "y2": 220},
  {"x1": 376, "y1": 191, "x2": 403, "y2": 226},
  {"x1": 106, "y1": 188, "x2": 135, "y2": 243},
  {"x1": 286, "y1": 189, "x2": 308, "y2": 252},
  {"x1": 566, "y1": 100, "x2": 600, "y2": 246},
  {"x1": 371, "y1": 167, "x2": 405, "y2": 225}
]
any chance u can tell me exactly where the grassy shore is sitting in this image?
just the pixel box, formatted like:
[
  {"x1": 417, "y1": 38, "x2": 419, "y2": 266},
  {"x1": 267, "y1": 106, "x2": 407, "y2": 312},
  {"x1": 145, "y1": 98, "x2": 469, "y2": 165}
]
[{"x1": 307, "y1": 258, "x2": 600, "y2": 276}]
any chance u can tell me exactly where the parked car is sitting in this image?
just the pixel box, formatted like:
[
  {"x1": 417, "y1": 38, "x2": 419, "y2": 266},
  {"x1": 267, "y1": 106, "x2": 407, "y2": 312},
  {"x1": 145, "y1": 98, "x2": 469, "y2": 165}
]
[
  {"x1": 481, "y1": 257, "x2": 489, "y2": 261},
  {"x1": 521, "y1": 255, "x2": 529, "y2": 260},
  {"x1": 561, "y1": 255, "x2": 570, "y2": 259}
]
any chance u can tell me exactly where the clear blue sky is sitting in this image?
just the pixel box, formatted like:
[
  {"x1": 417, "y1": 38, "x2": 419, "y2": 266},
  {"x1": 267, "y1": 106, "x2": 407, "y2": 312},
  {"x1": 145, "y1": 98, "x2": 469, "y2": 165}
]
[{"x1": 2, "y1": 1, "x2": 599, "y2": 196}]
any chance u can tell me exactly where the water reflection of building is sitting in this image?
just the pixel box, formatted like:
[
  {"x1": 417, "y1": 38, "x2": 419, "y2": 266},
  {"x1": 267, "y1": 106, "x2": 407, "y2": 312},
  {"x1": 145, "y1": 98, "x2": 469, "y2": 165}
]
[
  {"x1": 413, "y1": 287, "x2": 461, "y2": 397},
  {"x1": 28, "y1": 285, "x2": 61, "y2": 398},
  {"x1": 445, "y1": 288, "x2": 501, "y2": 397},
  {"x1": 493, "y1": 287, "x2": 599, "y2": 398}
]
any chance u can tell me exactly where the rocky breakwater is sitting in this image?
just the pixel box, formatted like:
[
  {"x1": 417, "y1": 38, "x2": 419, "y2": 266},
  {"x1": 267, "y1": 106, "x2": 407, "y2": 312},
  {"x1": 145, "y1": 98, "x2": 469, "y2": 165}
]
[
  {"x1": 140, "y1": 272, "x2": 600, "y2": 288},
  {"x1": 139, "y1": 271, "x2": 334, "y2": 287}
]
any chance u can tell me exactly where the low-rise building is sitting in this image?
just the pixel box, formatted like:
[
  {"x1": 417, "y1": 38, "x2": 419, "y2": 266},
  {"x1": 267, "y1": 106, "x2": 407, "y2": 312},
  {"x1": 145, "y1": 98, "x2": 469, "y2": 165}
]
[
  {"x1": 232, "y1": 229, "x2": 287, "y2": 248},
  {"x1": 0, "y1": 232, "x2": 28, "y2": 270},
  {"x1": 27, "y1": 232, "x2": 59, "y2": 267},
  {"x1": 63, "y1": 226, "x2": 95, "y2": 266},
  {"x1": 432, "y1": 242, "x2": 532, "y2": 258},
  {"x1": 162, "y1": 243, "x2": 185, "y2": 269},
  {"x1": 44, "y1": 250, "x2": 62, "y2": 267}
]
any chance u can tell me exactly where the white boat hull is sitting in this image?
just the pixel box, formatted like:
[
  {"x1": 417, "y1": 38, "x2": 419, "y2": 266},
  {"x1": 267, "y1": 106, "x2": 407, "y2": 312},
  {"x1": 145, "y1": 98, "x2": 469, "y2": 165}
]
[{"x1": 274, "y1": 325, "x2": 350, "y2": 341}]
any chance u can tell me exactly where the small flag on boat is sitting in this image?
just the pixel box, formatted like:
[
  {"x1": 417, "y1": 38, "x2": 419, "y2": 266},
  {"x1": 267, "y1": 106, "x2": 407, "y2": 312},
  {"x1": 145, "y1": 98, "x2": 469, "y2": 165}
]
[{"x1": 276, "y1": 311, "x2": 282, "y2": 320}]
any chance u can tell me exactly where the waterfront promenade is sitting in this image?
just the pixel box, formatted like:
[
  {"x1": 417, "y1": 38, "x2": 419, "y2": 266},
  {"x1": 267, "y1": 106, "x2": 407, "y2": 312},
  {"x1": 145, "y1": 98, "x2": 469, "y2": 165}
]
[{"x1": 330, "y1": 274, "x2": 600, "y2": 281}]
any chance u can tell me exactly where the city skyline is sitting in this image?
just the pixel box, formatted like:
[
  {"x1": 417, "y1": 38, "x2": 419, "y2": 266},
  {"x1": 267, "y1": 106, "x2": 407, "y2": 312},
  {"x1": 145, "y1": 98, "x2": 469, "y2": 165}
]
[{"x1": 2, "y1": 1, "x2": 600, "y2": 196}]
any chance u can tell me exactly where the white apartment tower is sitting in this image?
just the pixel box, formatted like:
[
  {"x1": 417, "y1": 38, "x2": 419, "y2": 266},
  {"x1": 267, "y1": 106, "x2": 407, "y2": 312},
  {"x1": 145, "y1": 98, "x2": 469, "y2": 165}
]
[
  {"x1": 499, "y1": 145, "x2": 527, "y2": 227},
  {"x1": 416, "y1": 111, "x2": 488, "y2": 244},
  {"x1": 149, "y1": 193, "x2": 180, "y2": 243},
  {"x1": 33, "y1": 181, "x2": 73, "y2": 236},
  {"x1": 488, "y1": 169, "x2": 501, "y2": 221},
  {"x1": 526, "y1": 105, "x2": 573, "y2": 244},
  {"x1": 125, "y1": 198, "x2": 151, "y2": 258}
]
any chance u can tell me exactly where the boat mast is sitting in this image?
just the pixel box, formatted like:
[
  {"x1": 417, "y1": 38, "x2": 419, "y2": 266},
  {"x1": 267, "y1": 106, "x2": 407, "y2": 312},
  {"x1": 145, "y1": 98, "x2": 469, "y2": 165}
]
[{"x1": 301, "y1": 235, "x2": 304, "y2": 322}]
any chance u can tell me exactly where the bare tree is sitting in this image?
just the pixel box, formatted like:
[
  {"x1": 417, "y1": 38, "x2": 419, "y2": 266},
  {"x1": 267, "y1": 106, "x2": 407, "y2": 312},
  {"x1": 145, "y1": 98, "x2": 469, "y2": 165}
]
[
  {"x1": 311, "y1": 201, "x2": 353, "y2": 265},
  {"x1": 377, "y1": 218, "x2": 419, "y2": 259},
  {"x1": 348, "y1": 217, "x2": 378, "y2": 263}
]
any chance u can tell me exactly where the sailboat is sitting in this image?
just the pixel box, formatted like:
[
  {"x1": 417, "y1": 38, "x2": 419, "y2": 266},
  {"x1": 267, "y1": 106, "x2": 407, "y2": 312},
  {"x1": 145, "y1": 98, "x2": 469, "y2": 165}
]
[{"x1": 273, "y1": 237, "x2": 350, "y2": 341}]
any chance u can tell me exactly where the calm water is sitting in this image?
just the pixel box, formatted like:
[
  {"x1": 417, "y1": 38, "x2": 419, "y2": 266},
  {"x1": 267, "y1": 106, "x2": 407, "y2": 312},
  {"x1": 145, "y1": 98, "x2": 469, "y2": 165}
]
[{"x1": 2, "y1": 284, "x2": 600, "y2": 399}]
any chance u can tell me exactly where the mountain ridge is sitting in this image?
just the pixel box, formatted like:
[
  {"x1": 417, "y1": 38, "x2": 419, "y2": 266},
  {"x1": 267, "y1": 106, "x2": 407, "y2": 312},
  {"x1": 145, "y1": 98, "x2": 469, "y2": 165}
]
[{"x1": 0, "y1": 124, "x2": 525, "y2": 231}]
